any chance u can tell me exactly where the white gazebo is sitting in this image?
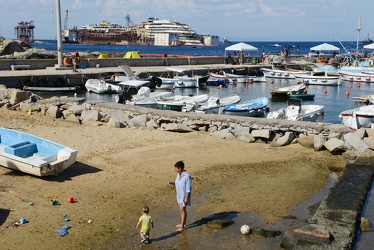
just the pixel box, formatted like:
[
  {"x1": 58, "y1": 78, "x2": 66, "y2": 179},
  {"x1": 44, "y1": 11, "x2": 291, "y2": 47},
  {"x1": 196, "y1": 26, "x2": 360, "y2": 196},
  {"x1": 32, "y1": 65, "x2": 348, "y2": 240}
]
[
  {"x1": 363, "y1": 43, "x2": 374, "y2": 50},
  {"x1": 225, "y1": 42, "x2": 258, "y2": 64},
  {"x1": 310, "y1": 43, "x2": 340, "y2": 53}
]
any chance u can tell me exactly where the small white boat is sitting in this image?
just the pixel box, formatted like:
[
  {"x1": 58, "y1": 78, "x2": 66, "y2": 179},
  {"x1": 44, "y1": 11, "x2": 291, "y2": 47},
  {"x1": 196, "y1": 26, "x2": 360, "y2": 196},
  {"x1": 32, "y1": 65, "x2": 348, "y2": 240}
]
[
  {"x1": 294, "y1": 74, "x2": 341, "y2": 86},
  {"x1": 272, "y1": 43, "x2": 282, "y2": 47},
  {"x1": 339, "y1": 105, "x2": 374, "y2": 130},
  {"x1": 0, "y1": 127, "x2": 78, "y2": 176},
  {"x1": 261, "y1": 68, "x2": 310, "y2": 79},
  {"x1": 156, "y1": 94, "x2": 209, "y2": 111},
  {"x1": 220, "y1": 96, "x2": 268, "y2": 117},
  {"x1": 131, "y1": 87, "x2": 174, "y2": 108},
  {"x1": 352, "y1": 95, "x2": 374, "y2": 104},
  {"x1": 23, "y1": 86, "x2": 80, "y2": 92},
  {"x1": 222, "y1": 72, "x2": 248, "y2": 83},
  {"x1": 182, "y1": 94, "x2": 241, "y2": 114},
  {"x1": 339, "y1": 71, "x2": 374, "y2": 83},
  {"x1": 85, "y1": 79, "x2": 122, "y2": 94},
  {"x1": 159, "y1": 67, "x2": 200, "y2": 88},
  {"x1": 267, "y1": 99, "x2": 324, "y2": 122}
]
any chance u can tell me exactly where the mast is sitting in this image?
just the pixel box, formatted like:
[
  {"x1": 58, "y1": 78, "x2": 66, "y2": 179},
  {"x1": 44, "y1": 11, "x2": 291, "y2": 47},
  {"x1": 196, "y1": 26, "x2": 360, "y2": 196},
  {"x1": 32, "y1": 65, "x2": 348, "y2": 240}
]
[
  {"x1": 356, "y1": 15, "x2": 361, "y2": 62},
  {"x1": 55, "y1": 0, "x2": 63, "y2": 67}
]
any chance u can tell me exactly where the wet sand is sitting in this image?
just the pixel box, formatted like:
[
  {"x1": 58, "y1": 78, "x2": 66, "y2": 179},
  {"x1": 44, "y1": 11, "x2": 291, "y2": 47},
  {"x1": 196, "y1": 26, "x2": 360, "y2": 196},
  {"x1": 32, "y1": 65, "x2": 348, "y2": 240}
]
[{"x1": 0, "y1": 108, "x2": 347, "y2": 249}]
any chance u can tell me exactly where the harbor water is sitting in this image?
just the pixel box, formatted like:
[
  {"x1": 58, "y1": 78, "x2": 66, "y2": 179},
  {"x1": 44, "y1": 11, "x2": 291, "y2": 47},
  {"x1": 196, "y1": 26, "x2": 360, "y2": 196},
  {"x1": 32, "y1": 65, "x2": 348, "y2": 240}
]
[{"x1": 69, "y1": 78, "x2": 373, "y2": 125}]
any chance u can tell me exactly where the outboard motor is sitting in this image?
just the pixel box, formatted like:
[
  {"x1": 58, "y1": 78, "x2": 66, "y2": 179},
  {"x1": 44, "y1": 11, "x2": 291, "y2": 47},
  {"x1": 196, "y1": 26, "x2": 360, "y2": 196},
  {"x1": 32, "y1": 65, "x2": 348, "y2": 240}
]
[{"x1": 117, "y1": 91, "x2": 133, "y2": 104}]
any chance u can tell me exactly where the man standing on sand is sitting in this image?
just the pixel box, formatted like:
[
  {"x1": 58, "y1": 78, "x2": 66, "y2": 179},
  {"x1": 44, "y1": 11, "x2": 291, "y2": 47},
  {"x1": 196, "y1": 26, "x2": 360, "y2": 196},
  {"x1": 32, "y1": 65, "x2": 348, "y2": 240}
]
[{"x1": 168, "y1": 160, "x2": 192, "y2": 232}]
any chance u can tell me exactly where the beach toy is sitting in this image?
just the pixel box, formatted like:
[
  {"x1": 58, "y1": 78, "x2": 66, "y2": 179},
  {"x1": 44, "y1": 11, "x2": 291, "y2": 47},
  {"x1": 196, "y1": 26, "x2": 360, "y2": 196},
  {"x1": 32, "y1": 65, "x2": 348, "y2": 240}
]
[
  {"x1": 64, "y1": 217, "x2": 70, "y2": 222},
  {"x1": 19, "y1": 218, "x2": 27, "y2": 224},
  {"x1": 67, "y1": 197, "x2": 75, "y2": 203},
  {"x1": 56, "y1": 225, "x2": 71, "y2": 237},
  {"x1": 28, "y1": 201, "x2": 33, "y2": 205},
  {"x1": 240, "y1": 225, "x2": 250, "y2": 235}
]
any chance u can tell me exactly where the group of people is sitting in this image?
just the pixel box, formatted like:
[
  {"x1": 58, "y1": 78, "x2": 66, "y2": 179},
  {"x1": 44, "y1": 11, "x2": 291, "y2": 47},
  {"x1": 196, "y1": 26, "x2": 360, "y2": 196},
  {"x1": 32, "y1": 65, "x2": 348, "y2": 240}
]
[
  {"x1": 136, "y1": 160, "x2": 192, "y2": 244},
  {"x1": 63, "y1": 51, "x2": 80, "y2": 71}
]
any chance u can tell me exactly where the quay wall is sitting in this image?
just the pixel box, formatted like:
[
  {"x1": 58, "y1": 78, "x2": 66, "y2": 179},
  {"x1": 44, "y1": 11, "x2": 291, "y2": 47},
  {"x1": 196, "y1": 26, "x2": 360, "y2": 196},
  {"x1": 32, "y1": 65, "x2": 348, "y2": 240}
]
[{"x1": 0, "y1": 54, "x2": 311, "y2": 71}]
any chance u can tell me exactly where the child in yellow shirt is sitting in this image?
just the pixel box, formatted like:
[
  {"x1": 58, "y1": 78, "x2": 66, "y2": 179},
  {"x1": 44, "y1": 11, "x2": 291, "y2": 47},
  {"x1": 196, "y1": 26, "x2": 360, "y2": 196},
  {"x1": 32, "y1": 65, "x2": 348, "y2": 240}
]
[{"x1": 135, "y1": 206, "x2": 154, "y2": 244}]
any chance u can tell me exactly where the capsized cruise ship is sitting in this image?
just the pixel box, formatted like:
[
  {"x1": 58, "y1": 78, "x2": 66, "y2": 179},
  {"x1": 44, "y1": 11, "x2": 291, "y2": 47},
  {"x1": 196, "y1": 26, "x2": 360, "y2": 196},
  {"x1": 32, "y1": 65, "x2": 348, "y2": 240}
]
[
  {"x1": 138, "y1": 17, "x2": 219, "y2": 46},
  {"x1": 63, "y1": 16, "x2": 219, "y2": 46}
]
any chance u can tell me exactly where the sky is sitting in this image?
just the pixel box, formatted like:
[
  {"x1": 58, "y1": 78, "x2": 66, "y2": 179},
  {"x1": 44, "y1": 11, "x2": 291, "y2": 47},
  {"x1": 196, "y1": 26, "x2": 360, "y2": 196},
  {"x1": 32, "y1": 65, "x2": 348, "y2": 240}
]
[{"x1": 0, "y1": 0, "x2": 373, "y2": 42}]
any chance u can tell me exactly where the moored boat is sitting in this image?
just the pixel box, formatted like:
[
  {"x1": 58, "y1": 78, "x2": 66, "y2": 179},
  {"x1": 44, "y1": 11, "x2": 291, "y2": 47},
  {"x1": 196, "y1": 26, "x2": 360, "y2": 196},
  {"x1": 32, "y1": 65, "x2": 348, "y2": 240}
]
[
  {"x1": 0, "y1": 127, "x2": 78, "y2": 176},
  {"x1": 261, "y1": 68, "x2": 310, "y2": 79},
  {"x1": 267, "y1": 98, "x2": 324, "y2": 122},
  {"x1": 294, "y1": 74, "x2": 340, "y2": 86},
  {"x1": 182, "y1": 94, "x2": 241, "y2": 114},
  {"x1": 339, "y1": 105, "x2": 374, "y2": 130},
  {"x1": 288, "y1": 92, "x2": 315, "y2": 101},
  {"x1": 270, "y1": 83, "x2": 307, "y2": 100},
  {"x1": 339, "y1": 71, "x2": 374, "y2": 83},
  {"x1": 156, "y1": 94, "x2": 209, "y2": 111},
  {"x1": 220, "y1": 96, "x2": 268, "y2": 117}
]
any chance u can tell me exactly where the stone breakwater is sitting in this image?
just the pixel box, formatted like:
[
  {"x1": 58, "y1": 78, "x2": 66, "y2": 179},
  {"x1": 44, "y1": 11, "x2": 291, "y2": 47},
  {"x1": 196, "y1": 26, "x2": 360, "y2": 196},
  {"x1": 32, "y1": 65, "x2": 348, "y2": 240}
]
[{"x1": 2, "y1": 89, "x2": 374, "y2": 248}]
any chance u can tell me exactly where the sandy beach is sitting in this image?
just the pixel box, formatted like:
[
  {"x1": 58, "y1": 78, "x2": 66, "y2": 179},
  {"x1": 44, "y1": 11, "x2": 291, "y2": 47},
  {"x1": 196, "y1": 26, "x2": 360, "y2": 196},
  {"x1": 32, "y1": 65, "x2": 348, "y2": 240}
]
[{"x1": 0, "y1": 107, "x2": 348, "y2": 249}]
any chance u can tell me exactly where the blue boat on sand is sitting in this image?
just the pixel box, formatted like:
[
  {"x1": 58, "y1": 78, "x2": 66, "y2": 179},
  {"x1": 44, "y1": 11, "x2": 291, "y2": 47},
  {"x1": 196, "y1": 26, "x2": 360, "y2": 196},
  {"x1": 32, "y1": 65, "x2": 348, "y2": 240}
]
[
  {"x1": 0, "y1": 128, "x2": 78, "y2": 176},
  {"x1": 220, "y1": 96, "x2": 269, "y2": 117}
]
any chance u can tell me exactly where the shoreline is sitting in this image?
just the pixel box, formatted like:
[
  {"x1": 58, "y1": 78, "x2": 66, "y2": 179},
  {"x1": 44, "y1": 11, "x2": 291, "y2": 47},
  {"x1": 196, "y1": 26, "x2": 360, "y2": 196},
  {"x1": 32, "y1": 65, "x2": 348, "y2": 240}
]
[{"x1": 0, "y1": 104, "x2": 350, "y2": 249}]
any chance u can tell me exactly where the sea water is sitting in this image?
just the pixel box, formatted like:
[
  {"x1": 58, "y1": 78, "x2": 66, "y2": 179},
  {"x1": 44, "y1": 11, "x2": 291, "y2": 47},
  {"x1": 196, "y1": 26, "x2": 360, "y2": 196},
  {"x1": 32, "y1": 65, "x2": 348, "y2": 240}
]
[{"x1": 70, "y1": 78, "x2": 373, "y2": 125}]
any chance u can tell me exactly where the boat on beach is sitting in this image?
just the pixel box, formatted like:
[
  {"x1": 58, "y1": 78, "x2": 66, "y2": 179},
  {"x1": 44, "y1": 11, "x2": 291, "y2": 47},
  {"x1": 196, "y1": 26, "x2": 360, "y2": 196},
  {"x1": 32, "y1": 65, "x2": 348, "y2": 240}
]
[
  {"x1": 0, "y1": 127, "x2": 78, "y2": 176},
  {"x1": 220, "y1": 96, "x2": 268, "y2": 117}
]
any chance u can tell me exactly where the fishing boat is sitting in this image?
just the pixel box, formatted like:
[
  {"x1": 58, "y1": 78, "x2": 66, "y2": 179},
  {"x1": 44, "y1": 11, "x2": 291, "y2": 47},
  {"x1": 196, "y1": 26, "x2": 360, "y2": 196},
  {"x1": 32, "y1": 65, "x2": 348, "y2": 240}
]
[
  {"x1": 270, "y1": 83, "x2": 307, "y2": 100},
  {"x1": 85, "y1": 79, "x2": 121, "y2": 94},
  {"x1": 0, "y1": 127, "x2": 78, "y2": 176},
  {"x1": 23, "y1": 86, "x2": 80, "y2": 92},
  {"x1": 267, "y1": 98, "x2": 324, "y2": 122},
  {"x1": 261, "y1": 68, "x2": 310, "y2": 79},
  {"x1": 220, "y1": 96, "x2": 268, "y2": 117},
  {"x1": 339, "y1": 105, "x2": 374, "y2": 130},
  {"x1": 207, "y1": 77, "x2": 229, "y2": 86},
  {"x1": 294, "y1": 74, "x2": 340, "y2": 86},
  {"x1": 339, "y1": 71, "x2": 374, "y2": 83},
  {"x1": 159, "y1": 67, "x2": 201, "y2": 88}
]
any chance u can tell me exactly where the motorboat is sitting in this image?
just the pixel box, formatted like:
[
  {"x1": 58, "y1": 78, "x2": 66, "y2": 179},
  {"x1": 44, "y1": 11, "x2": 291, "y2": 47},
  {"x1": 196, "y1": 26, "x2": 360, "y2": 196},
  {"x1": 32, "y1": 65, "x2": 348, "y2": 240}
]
[
  {"x1": 207, "y1": 77, "x2": 229, "y2": 86},
  {"x1": 156, "y1": 94, "x2": 209, "y2": 111},
  {"x1": 182, "y1": 94, "x2": 241, "y2": 114},
  {"x1": 261, "y1": 68, "x2": 310, "y2": 79},
  {"x1": 85, "y1": 79, "x2": 122, "y2": 94},
  {"x1": 339, "y1": 71, "x2": 374, "y2": 83},
  {"x1": 267, "y1": 98, "x2": 324, "y2": 122},
  {"x1": 272, "y1": 43, "x2": 282, "y2": 47},
  {"x1": 130, "y1": 87, "x2": 174, "y2": 108},
  {"x1": 0, "y1": 127, "x2": 78, "y2": 176},
  {"x1": 339, "y1": 105, "x2": 374, "y2": 130},
  {"x1": 288, "y1": 92, "x2": 315, "y2": 101},
  {"x1": 222, "y1": 71, "x2": 248, "y2": 83},
  {"x1": 159, "y1": 67, "x2": 201, "y2": 88},
  {"x1": 220, "y1": 96, "x2": 268, "y2": 117},
  {"x1": 294, "y1": 74, "x2": 340, "y2": 86},
  {"x1": 269, "y1": 83, "x2": 307, "y2": 100}
]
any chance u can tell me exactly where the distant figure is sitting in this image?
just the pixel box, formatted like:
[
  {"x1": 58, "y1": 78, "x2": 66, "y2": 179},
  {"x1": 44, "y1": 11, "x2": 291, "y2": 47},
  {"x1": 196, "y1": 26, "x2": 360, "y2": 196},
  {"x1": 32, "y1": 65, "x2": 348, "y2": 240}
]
[
  {"x1": 63, "y1": 56, "x2": 72, "y2": 67},
  {"x1": 75, "y1": 51, "x2": 80, "y2": 63},
  {"x1": 162, "y1": 53, "x2": 169, "y2": 66},
  {"x1": 71, "y1": 55, "x2": 77, "y2": 72},
  {"x1": 297, "y1": 46, "x2": 300, "y2": 54},
  {"x1": 135, "y1": 206, "x2": 154, "y2": 244}
]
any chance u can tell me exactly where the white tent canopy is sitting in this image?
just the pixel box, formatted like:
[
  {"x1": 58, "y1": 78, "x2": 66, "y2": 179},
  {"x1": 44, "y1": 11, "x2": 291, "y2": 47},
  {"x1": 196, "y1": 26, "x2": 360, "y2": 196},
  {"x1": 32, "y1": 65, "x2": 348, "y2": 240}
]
[
  {"x1": 310, "y1": 43, "x2": 340, "y2": 53},
  {"x1": 225, "y1": 42, "x2": 258, "y2": 52},
  {"x1": 363, "y1": 43, "x2": 374, "y2": 50}
]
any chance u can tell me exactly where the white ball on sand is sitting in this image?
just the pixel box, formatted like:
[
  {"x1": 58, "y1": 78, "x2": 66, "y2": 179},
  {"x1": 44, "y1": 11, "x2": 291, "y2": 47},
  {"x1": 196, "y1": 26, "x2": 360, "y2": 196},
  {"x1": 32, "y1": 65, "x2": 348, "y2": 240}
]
[{"x1": 240, "y1": 225, "x2": 250, "y2": 235}]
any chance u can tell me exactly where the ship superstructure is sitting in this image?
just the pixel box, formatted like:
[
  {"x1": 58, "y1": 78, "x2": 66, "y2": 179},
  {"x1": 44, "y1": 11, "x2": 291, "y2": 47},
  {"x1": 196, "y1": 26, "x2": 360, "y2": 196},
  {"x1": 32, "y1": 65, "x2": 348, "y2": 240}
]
[{"x1": 63, "y1": 16, "x2": 219, "y2": 46}]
